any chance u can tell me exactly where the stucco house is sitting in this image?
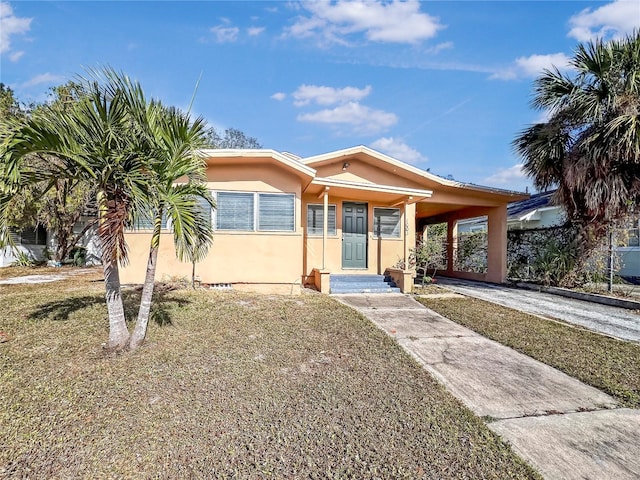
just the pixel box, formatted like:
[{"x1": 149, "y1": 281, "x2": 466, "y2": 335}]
[{"x1": 120, "y1": 146, "x2": 527, "y2": 293}]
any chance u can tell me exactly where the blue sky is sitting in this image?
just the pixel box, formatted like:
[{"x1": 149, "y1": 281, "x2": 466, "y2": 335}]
[{"x1": 1, "y1": 1, "x2": 639, "y2": 192}]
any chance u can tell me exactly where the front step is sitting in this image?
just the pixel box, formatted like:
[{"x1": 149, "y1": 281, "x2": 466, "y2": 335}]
[{"x1": 330, "y1": 274, "x2": 400, "y2": 294}]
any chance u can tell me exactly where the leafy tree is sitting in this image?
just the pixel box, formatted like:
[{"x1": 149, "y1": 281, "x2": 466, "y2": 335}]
[
  {"x1": 1, "y1": 82, "x2": 98, "y2": 263},
  {"x1": 513, "y1": 32, "x2": 640, "y2": 239},
  {"x1": 207, "y1": 127, "x2": 262, "y2": 149}
]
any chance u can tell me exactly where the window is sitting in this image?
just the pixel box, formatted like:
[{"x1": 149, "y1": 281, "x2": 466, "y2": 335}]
[
  {"x1": 215, "y1": 191, "x2": 295, "y2": 232},
  {"x1": 307, "y1": 204, "x2": 336, "y2": 236},
  {"x1": 19, "y1": 226, "x2": 47, "y2": 245},
  {"x1": 216, "y1": 192, "x2": 254, "y2": 231},
  {"x1": 373, "y1": 208, "x2": 401, "y2": 238},
  {"x1": 132, "y1": 212, "x2": 169, "y2": 231},
  {"x1": 258, "y1": 193, "x2": 295, "y2": 231}
]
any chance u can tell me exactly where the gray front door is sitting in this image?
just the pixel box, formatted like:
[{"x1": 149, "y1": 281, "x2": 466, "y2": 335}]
[{"x1": 342, "y1": 202, "x2": 367, "y2": 268}]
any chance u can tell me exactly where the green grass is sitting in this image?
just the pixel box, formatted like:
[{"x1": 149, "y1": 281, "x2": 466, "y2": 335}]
[
  {"x1": 0, "y1": 270, "x2": 539, "y2": 479},
  {"x1": 416, "y1": 295, "x2": 640, "y2": 408}
]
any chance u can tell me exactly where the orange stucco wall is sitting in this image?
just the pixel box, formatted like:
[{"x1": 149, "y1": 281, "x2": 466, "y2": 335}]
[
  {"x1": 314, "y1": 158, "x2": 426, "y2": 190},
  {"x1": 302, "y1": 194, "x2": 416, "y2": 278},
  {"x1": 120, "y1": 160, "x2": 305, "y2": 291}
]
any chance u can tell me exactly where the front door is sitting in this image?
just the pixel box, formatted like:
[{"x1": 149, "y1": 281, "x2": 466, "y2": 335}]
[{"x1": 342, "y1": 202, "x2": 367, "y2": 268}]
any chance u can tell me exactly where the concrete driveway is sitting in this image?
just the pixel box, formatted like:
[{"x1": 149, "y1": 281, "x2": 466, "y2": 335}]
[
  {"x1": 335, "y1": 294, "x2": 640, "y2": 480},
  {"x1": 435, "y1": 277, "x2": 640, "y2": 343}
]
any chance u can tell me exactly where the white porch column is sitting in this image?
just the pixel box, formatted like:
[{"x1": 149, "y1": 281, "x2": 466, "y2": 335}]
[
  {"x1": 403, "y1": 200, "x2": 409, "y2": 269},
  {"x1": 322, "y1": 188, "x2": 329, "y2": 270}
]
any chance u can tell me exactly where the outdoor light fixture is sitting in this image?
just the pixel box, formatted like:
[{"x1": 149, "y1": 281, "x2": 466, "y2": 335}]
[{"x1": 342, "y1": 162, "x2": 350, "y2": 171}]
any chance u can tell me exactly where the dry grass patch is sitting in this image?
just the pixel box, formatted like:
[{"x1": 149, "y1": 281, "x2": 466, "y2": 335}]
[
  {"x1": 1, "y1": 273, "x2": 539, "y2": 479},
  {"x1": 417, "y1": 296, "x2": 640, "y2": 408}
]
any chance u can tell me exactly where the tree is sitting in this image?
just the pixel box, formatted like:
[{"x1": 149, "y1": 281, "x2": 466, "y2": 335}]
[
  {"x1": 1, "y1": 68, "x2": 153, "y2": 349},
  {"x1": 1, "y1": 69, "x2": 215, "y2": 351},
  {"x1": 129, "y1": 102, "x2": 213, "y2": 350},
  {"x1": 207, "y1": 127, "x2": 262, "y2": 149},
  {"x1": 513, "y1": 32, "x2": 640, "y2": 238},
  {"x1": 1, "y1": 82, "x2": 98, "y2": 264}
]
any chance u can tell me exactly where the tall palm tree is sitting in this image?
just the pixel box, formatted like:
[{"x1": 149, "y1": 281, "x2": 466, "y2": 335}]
[
  {"x1": 0, "y1": 69, "x2": 152, "y2": 350},
  {"x1": 128, "y1": 103, "x2": 214, "y2": 350},
  {"x1": 513, "y1": 32, "x2": 640, "y2": 233}
]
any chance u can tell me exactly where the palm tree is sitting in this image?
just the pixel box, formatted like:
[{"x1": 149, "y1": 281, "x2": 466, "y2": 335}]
[
  {"x1": 1, "y1": 68, "x2": 215, "y2": 351},
  {"x1": 0, "y1": 69, "x2": 152, "y2": 350},
  {"x1": 513, "y1": 32, "x2": 640, "y2": 234},
  {"x1": 128, "y1": 103, "x2": 214, "y2": 350}
]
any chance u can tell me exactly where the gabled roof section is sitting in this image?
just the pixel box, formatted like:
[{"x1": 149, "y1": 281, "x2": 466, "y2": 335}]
[
  {"x1": 197, "y1": 149, "x2": 316, "y2": 179},
  {"x1": 302, "y1": 145, "x2": 527, "y2": 199}
]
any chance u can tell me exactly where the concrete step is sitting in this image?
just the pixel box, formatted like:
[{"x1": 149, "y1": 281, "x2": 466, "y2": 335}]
[
  {"x1": 331, "y1": 274, "x2": 391, "y2": 282},
  {"x1": 330, "y1": 274, "x2": 399, "y2": 294},
  {"x1": 331, "y1": 286, "x2": 402, "y2": 294}
]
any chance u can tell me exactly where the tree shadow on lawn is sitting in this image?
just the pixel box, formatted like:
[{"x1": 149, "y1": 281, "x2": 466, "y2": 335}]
[{"x1": 28, "y1": 289, "x2": 190, "y2": 326}]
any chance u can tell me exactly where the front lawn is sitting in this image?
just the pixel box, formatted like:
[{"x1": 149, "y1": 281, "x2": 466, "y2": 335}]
[
  {"x1": 416, "y1": 295, "x2": 640, "y2": 408},
  {"x1": 0, "y1": 271, "x2": 539, "y2": 478}
]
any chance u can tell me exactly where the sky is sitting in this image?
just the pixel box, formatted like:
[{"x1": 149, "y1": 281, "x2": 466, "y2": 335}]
[{"x1": 1, "y1": 0, "x2": 639, "y2": 193}]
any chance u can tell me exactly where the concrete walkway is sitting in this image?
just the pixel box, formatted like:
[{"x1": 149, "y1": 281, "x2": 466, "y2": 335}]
[
  {"x1": 335, "y1": 294, "x2": 640, "y2": 480},
  {"x1": 435, "y1": 277, "x2": 640, "y2": 343}
]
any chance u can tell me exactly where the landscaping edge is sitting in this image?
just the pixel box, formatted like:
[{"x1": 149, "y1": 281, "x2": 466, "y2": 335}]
[{"x1": 511, "y1": 281, "x2": 640, "y2": 310}]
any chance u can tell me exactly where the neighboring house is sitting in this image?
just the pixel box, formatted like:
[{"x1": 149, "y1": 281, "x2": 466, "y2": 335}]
[
  {"x1": 120, "y1": 146, "x2": 527, "y2": 293},
  {"x1": 0, "y1": 225, "x2": 48, "y2": 267},
  {"x1": 457, "y1": 191, "x2": 563, "y2": 233},
  {"x1": 0, "y1": 214, "x2": 101, "y2": 267},
  {"x1": 457, "y1": 190, "x2": 640, "y2": 282}
]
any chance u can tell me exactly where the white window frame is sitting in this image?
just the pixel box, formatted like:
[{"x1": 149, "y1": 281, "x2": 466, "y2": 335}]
[
  {"x1": 213, "y1": 191, "x2": 296, "y2": 232},
  {"x1": 306, "y1": 203, "x2": 337, "y2": 236},
  {"x1": 373, "y1": 207, "x2": 401, "y2": 239}
]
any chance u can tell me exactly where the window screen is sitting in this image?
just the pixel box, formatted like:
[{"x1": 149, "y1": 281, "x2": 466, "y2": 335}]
[
  {"x1": 258, "y1": 193, "x2": 295, "y2": 231},
  {"x1": 216, "y1": 192, "x2": 254, "y2": 231},
  {"x1": 307, "y1": 204, "x2": 336, "y2": 236},
  {"x1": 373, "y1": 208, "x2": 401, "y2": 238}
]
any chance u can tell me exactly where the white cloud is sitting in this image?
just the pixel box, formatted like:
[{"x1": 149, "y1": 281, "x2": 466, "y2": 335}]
[
  {"x1": 491, "y1": 53, "x2": 572, "y2": 80},
  {"x1": 8, "y1": 49, "x2": 23, "y2": 61},
  {"x1": 568, "y1": 0, "x2": 640, "y2": 41},
  {"x1": 271, "y1": 92, "x2": 286, "y2": 101},
  {"x1": 21, "y1": 72, "x2": 65, "y2": 88},
  {"x1": 247, "y1": 26, "x2": 265, "y2": 36},
  {"x1": 425, "y1": 41, "x2": 453, "y2": 55},
  {"x1": 292, "y1": 84, "x2": 372, "y2": 106},
  {"x1": 483, "y1": 164, "x2": 527, "y2": 187},
  {"x1": 210, "y1": 25, "x2": 239, "y2": 43},
  {"x1": 297, "y1": 101, "x2": 397, "y2": 135},
  {"x1": 285, "y1": 0, "x2": 444, "y2": 45},
  {"x1": 370, "y1": 137, "x2": 427, "y2": 165},
  {"x1": 0, "y1": 2, "x2": 31, "y2": 55}
]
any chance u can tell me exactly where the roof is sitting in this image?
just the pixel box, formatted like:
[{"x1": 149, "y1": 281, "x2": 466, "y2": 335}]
[
  {"x1": 302, "y1": 145, "x2": 527, "y2": 199},
  {"x1": 507, "y1": 190, "x2": 557, "y2": 219},
  {"x1": 197, "y1": 149, "x2": 316, "y2": 178}
]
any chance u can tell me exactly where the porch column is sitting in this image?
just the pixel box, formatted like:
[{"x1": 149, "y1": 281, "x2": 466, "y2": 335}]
[
  {"x1": 446, "y1": 218, "x2": 457, "y2": 275},
  {"x1": 403, "y1": 200, "x2": 410, "y2": 269},
  {"x1": 486, "y1": 205, "x2": 507, "y2": 283},
  {"x1": 322, "y1": 188, "x2": 329, "y2": 270}
]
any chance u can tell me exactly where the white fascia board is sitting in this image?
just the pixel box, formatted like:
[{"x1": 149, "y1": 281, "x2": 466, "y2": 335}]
[
  {"x1": 301, "y1": 145, "x2": 527, "y2": 196},
  {"x1": 312, "y1": 177, "x2": 432, "y2": 198}
]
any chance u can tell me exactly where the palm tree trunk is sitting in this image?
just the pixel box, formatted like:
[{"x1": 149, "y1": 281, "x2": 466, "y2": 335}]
[
  {"x1": 130, "y1": 211, "x2": 163, "y2": 350},
  {"x1": 129, "y1": 244, "x2": 159, "y2": 350},
  {"x1": 103, "y1": 258, "x2": 130, "y2": 349}
]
